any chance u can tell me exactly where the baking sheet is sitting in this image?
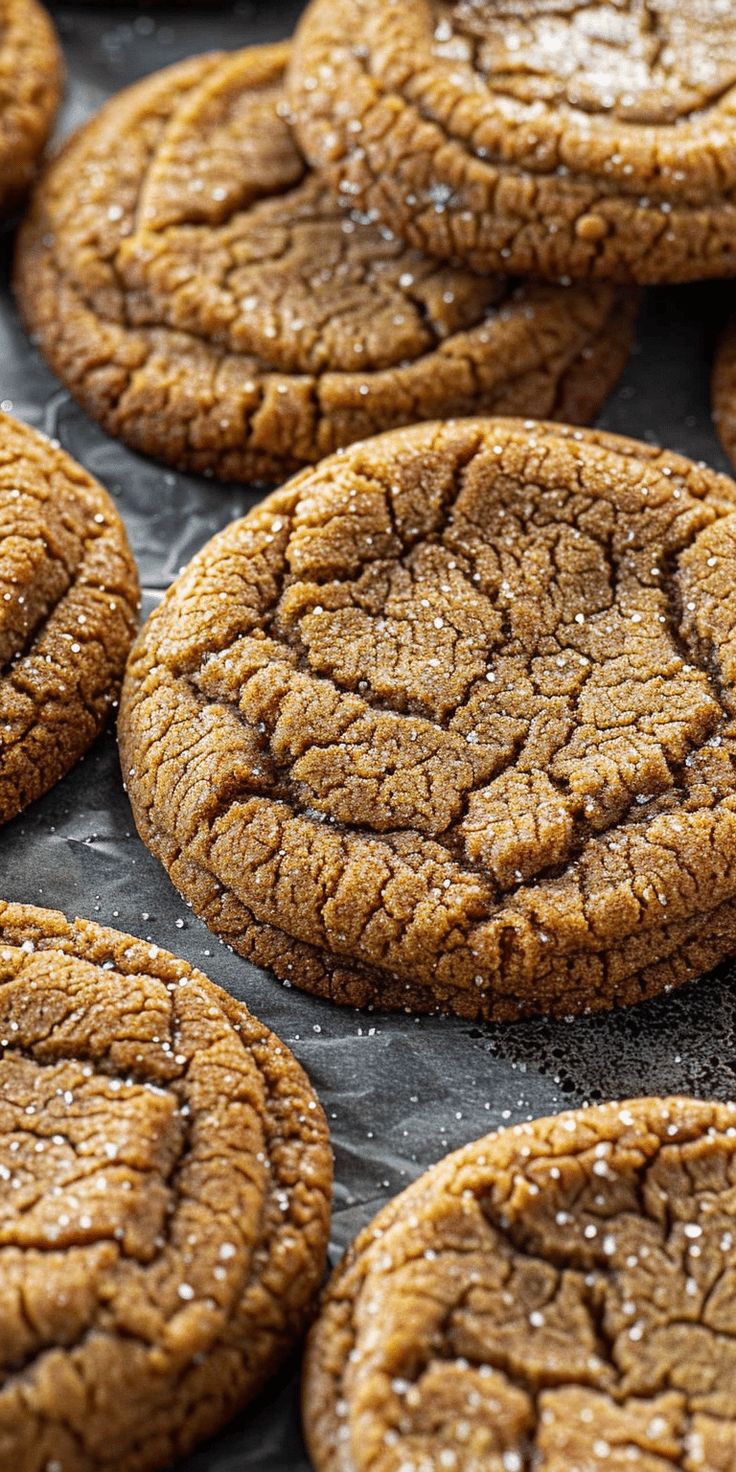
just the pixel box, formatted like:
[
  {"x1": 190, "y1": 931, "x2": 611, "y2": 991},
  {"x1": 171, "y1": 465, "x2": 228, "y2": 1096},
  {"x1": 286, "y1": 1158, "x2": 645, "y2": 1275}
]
[{"x1": 2, "y1": 5, "x2": 736, "y2": 1467}]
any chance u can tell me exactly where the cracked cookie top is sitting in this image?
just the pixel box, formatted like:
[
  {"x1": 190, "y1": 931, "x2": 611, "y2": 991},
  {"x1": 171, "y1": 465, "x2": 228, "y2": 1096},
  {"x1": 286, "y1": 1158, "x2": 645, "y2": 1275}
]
[
  {"x1": 0, "y1": 900, "x2": 332, "y2": 1472},
  {"x1": 289, "y1": 0, "x2": 736, "y2": 283},
  {"x1": 14, "y1": 43, "x2": 636, "y2": 482},
  {"x1": 0, "y1": 411, "x2": 139, "y2": 826},
  {"x1": 120, "y1": 418, "x2": 736, "y2": 1021},
  {"x1": 446, "y1": 0, "x2": 736, "y2": 122},
  {"x1": 304, "y1": 1096, "x2": 736, "y2": 1472},
  {"x1": 0, "y1": 0, "x2": 62, "y2": 217}
]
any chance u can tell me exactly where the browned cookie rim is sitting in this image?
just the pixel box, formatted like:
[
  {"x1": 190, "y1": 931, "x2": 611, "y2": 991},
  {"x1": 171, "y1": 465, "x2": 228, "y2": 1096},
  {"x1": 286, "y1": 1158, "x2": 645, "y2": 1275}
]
[{"x1": 0, "y1": 899, "x2": 332, "y2": 1471}]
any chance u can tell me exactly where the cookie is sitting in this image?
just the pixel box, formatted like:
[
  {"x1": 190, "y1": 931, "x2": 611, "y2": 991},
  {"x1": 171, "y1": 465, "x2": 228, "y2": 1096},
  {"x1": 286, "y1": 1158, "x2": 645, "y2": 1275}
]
[
  {"x1": 289, "y1": 0, "x2": 736, "y2": 285},
  {"x1": 0, "y1": 899, "x2": 332, "y2": 1471},
  {"x1": 15, "y1": 44, "x2": 637, "y2": 484},
  {"x1": 119, "y1": 417, "x2": 736, "y2": 1022},
  {"x1": 0, "y1": 0, "x2": 62, "y2": 218},
  {"x1": 712, "y1": 318, "x2": 736, "y2": 473},
  {"x1": 304, "y1": 1096, "x2": 736, "y2": 1472},
  {"x1": 0, "y1": 412, "x2": 138, "y2": 825}
]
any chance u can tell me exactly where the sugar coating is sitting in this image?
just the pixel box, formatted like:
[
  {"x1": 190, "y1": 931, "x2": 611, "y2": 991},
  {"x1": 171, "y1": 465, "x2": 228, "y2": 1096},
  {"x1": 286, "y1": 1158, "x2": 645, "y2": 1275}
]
[
  {"x1": 120, "y1": 417, "x2": 736, "y2": 1021},
  {"x1": 0, "y1": 900, "x2": 332, "y2": 1472},
  {"x1": 15, "y1": 43, "x2": 636, "y2": 483}
]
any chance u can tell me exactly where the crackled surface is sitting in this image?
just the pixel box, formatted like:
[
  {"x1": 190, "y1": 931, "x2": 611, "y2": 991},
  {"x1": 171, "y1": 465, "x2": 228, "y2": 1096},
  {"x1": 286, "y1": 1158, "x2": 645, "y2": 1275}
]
[
  {"x1": 447, "y1": 0, "x2": 736, "y2": 121},
  {"x1": 0, "y1": 0, "x2": 61, "y2": 217},
  {"x1": 304, "y1": 1097, "x2": 736, "y2": 1472},
  {"x1": 289, "y1": 0, "x2": 736, "y2": 283},
  {"x1": 120, "y1": 418, "x2": 736, "y2": 1021},
  {"x1": 15, "y1": 43, "x2": 637, "y2": 482},
  {"x1": 0, "y1": 412, "x2": 138, "y2": 825},
  {"x1": 0, "y1": 900, "x2": 331, "y2": 1472}
]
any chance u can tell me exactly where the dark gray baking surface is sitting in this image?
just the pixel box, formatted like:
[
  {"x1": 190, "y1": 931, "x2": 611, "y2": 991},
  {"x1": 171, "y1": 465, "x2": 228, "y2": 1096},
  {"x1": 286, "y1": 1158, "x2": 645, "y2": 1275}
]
[{"x1": 2, "y1": 4, "x2": 736, "y2": 1467}]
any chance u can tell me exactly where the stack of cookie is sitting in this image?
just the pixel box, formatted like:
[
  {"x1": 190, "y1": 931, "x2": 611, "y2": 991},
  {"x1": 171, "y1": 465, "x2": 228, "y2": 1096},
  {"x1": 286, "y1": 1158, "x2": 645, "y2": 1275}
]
[{"x1": 3, "y1": 1, "x2": 736, "y2": 1469}]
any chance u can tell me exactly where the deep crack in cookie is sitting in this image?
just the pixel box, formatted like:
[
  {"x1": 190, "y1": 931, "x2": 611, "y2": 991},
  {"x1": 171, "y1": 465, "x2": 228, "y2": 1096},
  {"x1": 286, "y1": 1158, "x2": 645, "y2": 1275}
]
[
  {"x1": 120, "y1": 418, "x2": 736, "y2": 1021},
  {"x1": 0, "y1": 412, "x2": 139, "y2": 825},
  {"x1": 0, "y1": 900, "x2": 332, "y2": 1472},
  {"x1": 15, "y1": 44, "x2": 636, "y2": 482},
  {"x1": 289, "y1": 0, "x2": 736, "y2": 284}
]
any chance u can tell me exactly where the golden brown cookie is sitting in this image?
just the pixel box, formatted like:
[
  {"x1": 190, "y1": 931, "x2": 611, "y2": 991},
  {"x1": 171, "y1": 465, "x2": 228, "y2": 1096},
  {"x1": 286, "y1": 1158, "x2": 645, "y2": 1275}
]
[
  {"x1": 304, "y1": 1096, "x2": 736, "y2": 1472},
  {"x1": 0, "y1": 0, "x2": 62, "y2": 217},
  {"x1": 289, "y1": 0, "x2": 736, "y2": 285},
  {"x1": 120, "y1": 417, "x2": 736, "y2": 1022},
  {"x1": 15, "y1": 43, "x2": 637, "y2": 483},
  {"x1": 0, "y1": 411, "x2": 138, "y2": 825},
  {"x1": 0, "y1": 899, "x2": 332, "y2": 1472}
]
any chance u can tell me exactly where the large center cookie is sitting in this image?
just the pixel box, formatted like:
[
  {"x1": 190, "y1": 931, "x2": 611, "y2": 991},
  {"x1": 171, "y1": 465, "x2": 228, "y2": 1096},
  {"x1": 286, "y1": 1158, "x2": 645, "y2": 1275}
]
[
  {"x1": 0, "y1": 0, "x2": 62, "y2": 217},
  {"x1": 289, "y1": 0, "x2": 736, "y2": 283},
  {"x1": 120, "y1": 419, "x2": 736, "y2": 1021},
  {"x1": 0, "y1": 411, "x2": 139, "y2": 825},
  {"x1": 0, "y1": 901, "x2": 332, "y2": 1472},
  {"x1": 14, "y1": 44, "x2": 636, "y2": 482},
  {"x1": 304, "y1": 1097, "x2": 736, "y2": 1472}
]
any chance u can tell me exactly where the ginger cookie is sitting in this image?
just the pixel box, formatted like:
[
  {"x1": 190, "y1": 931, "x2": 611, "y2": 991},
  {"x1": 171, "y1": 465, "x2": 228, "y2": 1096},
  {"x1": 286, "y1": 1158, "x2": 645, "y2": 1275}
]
[
  {"x1": 0, "y1": 899, "x2": 332, "y2": 1472},
  {"x1": 712, "y1": 319, "x2": 736, "y2": 474},
  {"x1": 0, "y1": 412, "x2": 138, "y2": 825},
  {"x1": 0, "y1": 0, "x2": 62, "y2": 218},
  {"x1": 304, "y1": 1096, "x2": 736, "y2": 1472},
  {"x1": 119, "y1": 417, "x2": 736, "y2": 1022},
  {"x1": 15, "y1": 44, "x2": 637, "y2": 484},
  {"x1": 290, "y1": 0, "x2": 736, "y2": 285}
]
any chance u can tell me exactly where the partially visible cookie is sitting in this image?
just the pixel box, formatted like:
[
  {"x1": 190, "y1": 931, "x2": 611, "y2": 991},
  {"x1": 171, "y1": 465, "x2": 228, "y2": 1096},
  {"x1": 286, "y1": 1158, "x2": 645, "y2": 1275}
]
[
  {"x1": 304, "y1": 1097, "x2": 736, "y2": 1472},
  {"x1": 290, "y1": 0, "x2": 736, "y2": 284},
  {"x1": 713, "y1": 318, "x2": 736, "y2": 473},
  {"x1": 0, "y1": 900, "x2": 332, "y2": 1472},
  {"x1": 15, "y1": 43, "x2": 637, "y2": 483},
  {"x1": 0, "y1": 0, "x2": 62, "y2": 216},
  {"x1": 119, "y1": 417, "x2": 736, "y2": 1022},
  {"x1": 0, "y1": 411, "x2": 138, "y2": 824}
]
